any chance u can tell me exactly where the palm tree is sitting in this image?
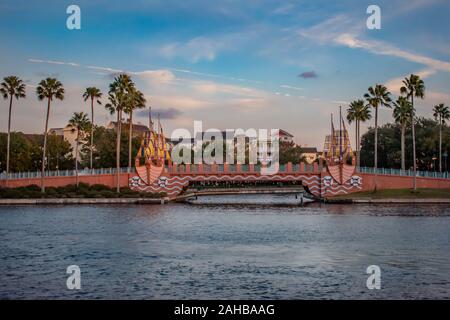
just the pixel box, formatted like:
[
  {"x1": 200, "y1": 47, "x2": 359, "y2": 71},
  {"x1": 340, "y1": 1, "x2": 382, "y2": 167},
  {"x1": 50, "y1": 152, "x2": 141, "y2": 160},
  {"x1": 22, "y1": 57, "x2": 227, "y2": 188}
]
[
  {"x1": 433, "y1": 103, "x2": 450, "y2": 173},
  {"x1": 36, "y1": 78, "x2": 65, "y2": 192},
  {"x1": 346, "y1": 100, "x2": 371, "y2": 168},
  {"x1": 82, "y1": 87, "x2": 102, "y2": 171},
  {"x1": 393, "y1": 97, "x2": 413, "y2": 171},
  {"x1": 124, "y1": 87, "x2": 146, "y2": 170},
  {"x1": 364, "y1": 84, "x2": 392, "y2": 191},
  {"x1": 0, "y1": 76, "x2": 26, "y2": 181},
  {"x1": 400, "y1": 74, "x2": 425, "y2": 191},
  {"x1": 105, "y1": 74, "x2": 133, "y2": 193},
  {"x1": 68, "y1": 112, "x2": 91, "y2": 186}
]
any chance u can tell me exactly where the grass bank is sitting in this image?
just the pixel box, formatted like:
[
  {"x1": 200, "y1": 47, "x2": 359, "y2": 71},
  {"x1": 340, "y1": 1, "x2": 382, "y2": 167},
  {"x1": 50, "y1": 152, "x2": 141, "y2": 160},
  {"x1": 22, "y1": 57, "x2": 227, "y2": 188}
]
[
  {"x1": 0, "y1": 183, "x2": 165, "y2": 199},
  {"x1": 327, "y1": 188, "x2": 450, "y2": 203}
]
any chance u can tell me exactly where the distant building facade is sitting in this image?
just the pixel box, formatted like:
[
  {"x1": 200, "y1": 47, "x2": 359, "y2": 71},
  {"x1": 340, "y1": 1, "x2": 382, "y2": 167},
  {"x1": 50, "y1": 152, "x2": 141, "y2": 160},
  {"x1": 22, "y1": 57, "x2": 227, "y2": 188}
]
[{"x1": 48, "y1": 125, "x2": 80, "y2": 160}]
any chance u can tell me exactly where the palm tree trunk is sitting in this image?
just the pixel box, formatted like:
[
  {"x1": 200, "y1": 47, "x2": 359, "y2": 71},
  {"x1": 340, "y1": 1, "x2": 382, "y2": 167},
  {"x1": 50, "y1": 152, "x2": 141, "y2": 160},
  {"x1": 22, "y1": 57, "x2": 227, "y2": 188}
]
[
  {"x1": 41, "y1": 98, "x2": 51, "y2": 193},
  {"x1": 116, "y1": 111, "x2": 121, "y2": 193},
  {"x1": 401, "y1": 124, "x2": 405, "y2": 171},
  {"x1": 411, "y1": 96, "x2": 417, "y2": 191},
  {"x1": 374, "y1": 107, "x2": 378, "y2": 191},
  {"x1": 128, "y1": 111, "x2": 133, "y2": 170},
  {"x1": 6, "y1": 95, "x2": 13, "y2": 182},
  {"x1": 90, "y1": 97, "x2": 94, "y2": 172},
  {"x1": 439, "y1": 116, "x2": 442, "y2": 173},
  {"x1": 357, "y1": 120, "x2": 361, "y2": 168},
  {"x1": 354, "y1": 120, "x2": 358, "y2": 167},
  {"x1": 75, "y1": 130, "x2": 79, "y2": 187}
]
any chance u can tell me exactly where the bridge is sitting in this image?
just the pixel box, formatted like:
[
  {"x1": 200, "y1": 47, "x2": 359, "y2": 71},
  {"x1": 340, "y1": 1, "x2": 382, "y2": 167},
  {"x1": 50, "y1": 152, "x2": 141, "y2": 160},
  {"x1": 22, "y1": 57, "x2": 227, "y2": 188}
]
[{"x1": 2, "y1": 162, "x2": 450, "y2": 199}]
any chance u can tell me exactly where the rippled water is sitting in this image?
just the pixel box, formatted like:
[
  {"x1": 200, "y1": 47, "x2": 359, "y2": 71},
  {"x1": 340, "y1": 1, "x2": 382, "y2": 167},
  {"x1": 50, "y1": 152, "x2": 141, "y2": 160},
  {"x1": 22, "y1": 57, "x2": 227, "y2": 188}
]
[{"x1": 1, "y1": 196, "x2": 450, "y2": 299}]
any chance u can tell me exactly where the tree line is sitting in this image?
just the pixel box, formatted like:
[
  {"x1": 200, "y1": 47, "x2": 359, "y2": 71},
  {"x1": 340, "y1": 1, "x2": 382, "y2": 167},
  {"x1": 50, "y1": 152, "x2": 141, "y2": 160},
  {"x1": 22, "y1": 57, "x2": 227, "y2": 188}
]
[
  {"x1": 1, "y1": 74, "x2": 146, "y2": 193},
  {"x1": 346, "y1": 74, "x2": 449, "y2": 191}
]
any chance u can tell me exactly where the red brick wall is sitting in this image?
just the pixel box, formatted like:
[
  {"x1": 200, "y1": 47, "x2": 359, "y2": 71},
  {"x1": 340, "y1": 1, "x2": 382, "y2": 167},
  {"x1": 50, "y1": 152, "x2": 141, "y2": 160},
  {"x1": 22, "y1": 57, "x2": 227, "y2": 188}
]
[{"x1": 360, "y1": 173, "x2": 450, "y2": 191}]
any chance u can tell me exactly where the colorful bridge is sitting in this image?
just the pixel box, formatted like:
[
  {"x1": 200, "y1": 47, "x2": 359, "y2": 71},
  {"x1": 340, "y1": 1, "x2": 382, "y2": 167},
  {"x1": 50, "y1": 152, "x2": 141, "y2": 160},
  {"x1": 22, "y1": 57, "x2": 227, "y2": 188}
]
[{"x1": 3, "y1": 163, "x2": 450, "y2": 199}]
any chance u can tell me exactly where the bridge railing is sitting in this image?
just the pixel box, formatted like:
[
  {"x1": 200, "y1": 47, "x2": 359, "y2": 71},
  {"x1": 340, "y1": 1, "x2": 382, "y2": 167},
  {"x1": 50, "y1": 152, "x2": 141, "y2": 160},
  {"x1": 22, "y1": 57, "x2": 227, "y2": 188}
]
[
  {"x1": 0, "y1": 167, "x2": 134, "y2": 180},
  {"x1": 357, "y1": 166, "x2": 450, "y2": 179}
]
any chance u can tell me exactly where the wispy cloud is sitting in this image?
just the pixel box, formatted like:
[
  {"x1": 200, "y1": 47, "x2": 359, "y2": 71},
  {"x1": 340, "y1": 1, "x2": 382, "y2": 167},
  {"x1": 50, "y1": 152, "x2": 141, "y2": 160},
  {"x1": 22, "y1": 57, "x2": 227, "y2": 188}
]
[
  {"x1": 299, "y1": 14, "x2": 450, "y2": 74},
  {"x1": 335, "y1": 33, "x2": 450, "y2": 73},
  {"x1": 280, "y1": 84, "x2": 302, "y2": 91}
]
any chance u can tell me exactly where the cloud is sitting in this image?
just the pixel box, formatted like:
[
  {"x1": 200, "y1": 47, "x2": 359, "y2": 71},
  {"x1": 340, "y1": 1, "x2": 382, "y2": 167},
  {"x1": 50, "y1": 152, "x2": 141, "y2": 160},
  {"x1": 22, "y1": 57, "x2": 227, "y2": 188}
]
[
  {"x1": 28, "y1": 59, "x2": 80, "y2": 67},
  {"x1": 159, "y1": 37, "x2": 224, "y2": 63},
  {"x1": 299, "y1": 14, "x2": 450, "y2": 74},
  {"x1": 135, "y1": 107, "x2": 182, "y2": 120},
  {"x1": 335, "y1": 33, "x2": 450, "y2": 73},
  {"x1": 385, "y1": 69, "x2": 437, "y2": 94},
  {"x1": 133, "y1": 69, "x2": 176, "y2": 86},
  {"x1": 280, "y1": 84, "x2": 302, "y2": 91},
  {"x1": 148, "y1": 95, "x2": 213, "y2": 110},
  {"x1": 298, "y1": 71, "x2": 318, "y2": 79}
]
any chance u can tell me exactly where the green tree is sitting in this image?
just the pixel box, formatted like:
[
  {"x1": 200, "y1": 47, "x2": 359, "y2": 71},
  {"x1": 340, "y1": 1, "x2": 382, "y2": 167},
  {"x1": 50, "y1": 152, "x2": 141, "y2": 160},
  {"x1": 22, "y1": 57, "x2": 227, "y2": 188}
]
[
  {"x1": 123, "y1": 87, "x2": 146, "y2": 170},
  {"x1": 83, "y1": 87, "x2": 102, "y2": 171},
  {"x1": 36, "y1": 78, "x2": 65, "y2": 192},
  {"x1": 68, "y1": 112, "x2": 91, "y2": 186},
  {"x1": 0, "y1": 132, "x2": 33, "y2": 172},
  {"x1": 45, "y1": 134, "x2": 74, "y2": 171},
  {"x1": 393, "y1": 96, "x2": 413, "y2": 171},
  {"x1": 105, "y1": 74, "x2": 133, "y2": 193},
  {"x1": 346, "y1": 99, "x2": 371, "y2": 168},
  {"x1": 360, "y1": 118, "x2": 449, "y2": 171},
  {"x1": 364, "y1": 84, "x2": 392, "y2": 190},
  {"x1": 0, "y1": 76, "x2": 26, "y2": 179},
  {"x1": 433, "y1": 103, "x2": 450, "y2": 172},
  {"x1": 400, "y1": 74, "x2": 425, "y2": 191},
  {"x1": 279, "y1": 141, "x2": 303, "y2": 164}
]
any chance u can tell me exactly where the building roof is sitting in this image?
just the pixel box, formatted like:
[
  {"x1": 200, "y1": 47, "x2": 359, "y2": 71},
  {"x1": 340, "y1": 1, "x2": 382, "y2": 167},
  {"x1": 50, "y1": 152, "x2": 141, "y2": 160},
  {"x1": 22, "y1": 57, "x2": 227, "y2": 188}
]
[{"x1": 279, "y1": 129, "x2": 294, "y2": 137}]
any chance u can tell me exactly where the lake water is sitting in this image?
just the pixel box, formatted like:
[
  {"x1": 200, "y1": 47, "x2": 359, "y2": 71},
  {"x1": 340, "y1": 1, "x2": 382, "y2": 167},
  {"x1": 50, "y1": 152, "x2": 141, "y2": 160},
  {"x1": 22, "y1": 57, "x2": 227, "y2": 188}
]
[{"x1": 1, "y1": 195, "x2": 450, "y2": 299}]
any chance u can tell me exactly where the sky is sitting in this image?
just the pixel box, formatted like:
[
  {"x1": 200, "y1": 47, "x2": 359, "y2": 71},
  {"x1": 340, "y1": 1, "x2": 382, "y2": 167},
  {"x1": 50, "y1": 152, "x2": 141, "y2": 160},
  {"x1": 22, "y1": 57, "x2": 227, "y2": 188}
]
[{"x1": 1, "y1": 0, "x2": 450, "y2": 149}]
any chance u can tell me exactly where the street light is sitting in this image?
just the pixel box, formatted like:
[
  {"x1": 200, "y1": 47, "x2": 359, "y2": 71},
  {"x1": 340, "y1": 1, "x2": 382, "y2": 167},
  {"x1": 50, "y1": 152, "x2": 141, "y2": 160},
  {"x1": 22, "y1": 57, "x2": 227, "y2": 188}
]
[{"x1": 444, "y1": 152, "x2": 448, "y2": 172}]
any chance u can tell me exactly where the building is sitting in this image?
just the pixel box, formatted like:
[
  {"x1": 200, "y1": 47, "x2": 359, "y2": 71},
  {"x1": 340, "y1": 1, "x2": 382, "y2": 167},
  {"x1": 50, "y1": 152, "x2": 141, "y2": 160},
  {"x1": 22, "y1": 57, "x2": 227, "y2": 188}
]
[
  {"x1": 48, "y1": 125, "x2": 80, "y2": 160},
  {"x1": 169, "y1": 129, "x2": 294, "y2": 164},
  {"x1": 279, "y1": 129, "x2": 294, "y2": 143}
]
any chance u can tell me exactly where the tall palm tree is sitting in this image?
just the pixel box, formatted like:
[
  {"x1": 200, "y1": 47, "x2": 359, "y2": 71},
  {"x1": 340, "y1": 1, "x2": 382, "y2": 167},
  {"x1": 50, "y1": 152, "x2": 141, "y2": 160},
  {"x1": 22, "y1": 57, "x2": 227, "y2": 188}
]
[
  {"x1": 433, "y1": 103, "x2": 450, "y2": 173},
  {"x1": 105, "y1": 74, "x2": 133, "y2": 193},
  {"x1": 346, "y1": 99, "x2": 371, "y2": 168},
  {"x1": 400, "y1": 74, "x2": 425, "y2": 191},
  {"x1": 0, "y1": 76, "x2": 26, "y2": 181},
  {"x1": 393, "y1": 97, "x2": 413, "y2": 171},
  {"x1": 364, "y1": 84, "x2": 392, "y2": 191},
  {"x1": 82, "y1": 87, "x2": 102, "y2": 171},
  {"x1": 68, "y1": 112, "x2": 91, "y2": 186},
  {"x1": 36, "y1": 78, "x2": 65, "y2": 192},
  {"x1": 124, "y1": 87, "x2": 146, "y2": 170}
]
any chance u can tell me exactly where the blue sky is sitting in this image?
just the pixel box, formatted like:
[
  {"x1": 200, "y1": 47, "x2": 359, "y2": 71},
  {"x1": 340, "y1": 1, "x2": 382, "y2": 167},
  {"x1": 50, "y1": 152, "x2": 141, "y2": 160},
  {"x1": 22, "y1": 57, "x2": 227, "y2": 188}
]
[{"x1": 1, "y1": 0, "x2": 450, "y2": 148}]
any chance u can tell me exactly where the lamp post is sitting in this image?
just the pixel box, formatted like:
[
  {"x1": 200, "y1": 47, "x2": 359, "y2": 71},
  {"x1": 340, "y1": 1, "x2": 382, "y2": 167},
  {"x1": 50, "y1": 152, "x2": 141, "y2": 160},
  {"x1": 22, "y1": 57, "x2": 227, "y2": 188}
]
[{"x1": 444, "y1": 152, "x2": 448, "y2": 173}]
